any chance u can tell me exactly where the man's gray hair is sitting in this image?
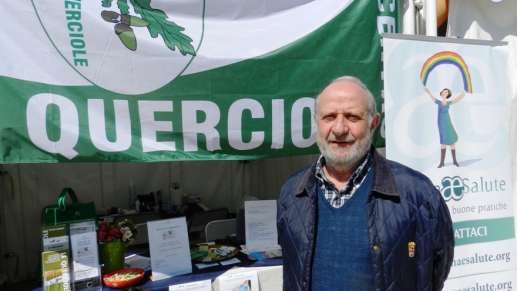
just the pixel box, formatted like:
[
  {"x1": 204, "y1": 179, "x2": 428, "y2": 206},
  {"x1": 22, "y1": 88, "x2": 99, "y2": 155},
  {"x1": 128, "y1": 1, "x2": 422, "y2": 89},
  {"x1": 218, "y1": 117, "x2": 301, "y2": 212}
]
[{"x1": 314, "y1": 76, "x2": 378, "y2": 121}]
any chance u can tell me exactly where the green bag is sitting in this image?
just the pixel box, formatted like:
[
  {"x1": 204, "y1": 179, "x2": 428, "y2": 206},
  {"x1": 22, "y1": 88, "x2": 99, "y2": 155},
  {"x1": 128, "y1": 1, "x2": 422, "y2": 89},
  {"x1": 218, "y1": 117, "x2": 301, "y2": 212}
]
[{"x1": 42, "y1": 188, "x2": 96, "y2": 226}]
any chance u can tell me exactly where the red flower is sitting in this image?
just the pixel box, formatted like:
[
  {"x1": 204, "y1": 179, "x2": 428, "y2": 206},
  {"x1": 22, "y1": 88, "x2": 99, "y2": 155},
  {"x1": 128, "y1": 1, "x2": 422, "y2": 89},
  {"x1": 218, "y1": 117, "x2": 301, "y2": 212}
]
[
  {"x1": 97, "y1": 219, "x2": 136, "y2": 244},
  {"x1": 108, "y1": 228, "x2": 122, "y2": 239}
]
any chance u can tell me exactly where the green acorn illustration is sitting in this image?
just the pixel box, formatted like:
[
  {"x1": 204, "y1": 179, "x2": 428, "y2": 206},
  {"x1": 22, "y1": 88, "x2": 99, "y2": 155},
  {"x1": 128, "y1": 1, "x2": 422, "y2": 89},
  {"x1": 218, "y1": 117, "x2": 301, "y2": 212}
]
[
  {"x1": 102, "y1": 10, "x2": 149, "y2": 51},
  {"x1": 115, "y1": 23, "x2": 137, "y2": 51},
  {"x1": 99, "y1": 2, "x2": 195, "y2": 56},
  {"x1": 101, "y1": 10, "x2": 119, "y2": 23},
  {"x1": 101, "y1": 10, "x2": 149, "y2": 26}
]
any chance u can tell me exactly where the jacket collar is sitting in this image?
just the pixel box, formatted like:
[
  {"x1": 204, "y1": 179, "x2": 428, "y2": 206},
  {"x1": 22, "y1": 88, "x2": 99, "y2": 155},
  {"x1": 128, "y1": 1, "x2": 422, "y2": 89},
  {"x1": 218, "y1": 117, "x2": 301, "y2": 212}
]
[
  {"x1": 370, "y1": 149, "x2": 398, "y2": 197},
  {"x1": 294, "y1": 147, "x2": 399, "y2": 198}
]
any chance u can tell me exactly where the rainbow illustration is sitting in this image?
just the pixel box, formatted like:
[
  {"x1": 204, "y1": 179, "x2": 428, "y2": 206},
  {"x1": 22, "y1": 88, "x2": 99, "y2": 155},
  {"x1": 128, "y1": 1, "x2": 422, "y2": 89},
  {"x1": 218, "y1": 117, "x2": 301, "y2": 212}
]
[{"x1": 420, "y1": 51, "x2": 473, "y2": 93}]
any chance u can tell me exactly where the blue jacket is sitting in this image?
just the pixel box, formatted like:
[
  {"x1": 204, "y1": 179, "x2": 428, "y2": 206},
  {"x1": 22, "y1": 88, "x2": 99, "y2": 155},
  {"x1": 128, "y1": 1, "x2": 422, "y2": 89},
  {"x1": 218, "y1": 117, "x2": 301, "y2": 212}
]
[{"x1": 277, "y1": 150, "x2": 454, "y2": 291}]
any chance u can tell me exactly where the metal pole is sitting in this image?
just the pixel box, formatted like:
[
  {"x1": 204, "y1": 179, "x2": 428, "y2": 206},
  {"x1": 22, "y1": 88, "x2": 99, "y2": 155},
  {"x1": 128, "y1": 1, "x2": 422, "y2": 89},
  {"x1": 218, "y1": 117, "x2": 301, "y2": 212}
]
[
  {"x1": 403, "y1": 0, "x2": 416, "y2": 34},
  {"x1": 425, "y1": 0, "x2": 437, "y2": 36}
]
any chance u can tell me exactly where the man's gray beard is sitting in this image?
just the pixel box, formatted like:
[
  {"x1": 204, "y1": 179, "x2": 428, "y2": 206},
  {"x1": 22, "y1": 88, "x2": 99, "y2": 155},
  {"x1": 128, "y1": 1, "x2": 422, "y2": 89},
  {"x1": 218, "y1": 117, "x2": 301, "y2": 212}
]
[{"x1": 316, "y1": 132, "x2": 372, "y2": 171}]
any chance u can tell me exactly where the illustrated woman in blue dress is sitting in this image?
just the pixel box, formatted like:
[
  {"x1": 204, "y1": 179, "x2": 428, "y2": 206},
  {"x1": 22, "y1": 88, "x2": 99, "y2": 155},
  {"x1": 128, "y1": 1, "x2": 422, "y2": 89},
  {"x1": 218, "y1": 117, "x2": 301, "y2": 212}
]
[{"x1": 424, "y1": 88, "x2": 465, "y2": 167}]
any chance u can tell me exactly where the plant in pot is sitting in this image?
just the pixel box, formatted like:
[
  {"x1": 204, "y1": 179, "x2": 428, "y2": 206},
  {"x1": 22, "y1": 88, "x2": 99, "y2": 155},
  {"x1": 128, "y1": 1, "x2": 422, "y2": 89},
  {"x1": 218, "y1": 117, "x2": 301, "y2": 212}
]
[{"x1": 97, "y1": 218, "x2": 136, "y2": 274}]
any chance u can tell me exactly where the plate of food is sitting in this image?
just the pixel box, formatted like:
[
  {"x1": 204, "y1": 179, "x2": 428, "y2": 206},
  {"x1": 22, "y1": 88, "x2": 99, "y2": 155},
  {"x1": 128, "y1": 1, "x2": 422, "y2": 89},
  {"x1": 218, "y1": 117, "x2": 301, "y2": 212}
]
[
  {"x1": 191, "y1": 243, "x2": 239, "y2": 263},
  {"x1": 102, "y1": 268, "x2": 145, "y2": 288}
]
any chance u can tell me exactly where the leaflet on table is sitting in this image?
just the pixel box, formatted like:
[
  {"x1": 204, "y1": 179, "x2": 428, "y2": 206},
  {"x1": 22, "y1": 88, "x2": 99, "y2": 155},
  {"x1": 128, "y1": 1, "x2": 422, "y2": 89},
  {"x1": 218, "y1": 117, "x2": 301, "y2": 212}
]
[
  {"x1": 213, "y1": 270, "x2": 259, "y2": 291},
  {"x1": 42, "y1": 224, "x2": 69, "y2": 252},
  {"x1": 220, "y1": 258, "x2": 241, "y2": 266},
  {"x1": 241, "y1": 245, "x2": 282, "y2": 260},
  {"x1": 195, "y1": 262, "x2": 219, "y2": 270},
  {"x1": 69, "y1": 220, "x2": 101, "y2": 290},
  {"x1": 244, "y1": 200, "x2": 279, "y2": 252},
  {"x1": 125, "y1": 254, "x2": 151, "y2": 271},
  {"x1": 42, "y1": 251, "x2": 72, "y2": 291},
  {"x1": 148, "y1": 217, "x2": 192, "y2": 281},
  {"x1": 41, "y1": 225, "x2": 72, "y2": 291},
  {"x1": 224, "y1": 266, "x2": 283, "y2": 291},
  {"x1": 195, "y1": 257, "x2": 241, "y2": 270},
  {"x1": 169, "y1": 279, "x2": 212, "y2": 291},
  {"x1": 253, "y1": 266, "x2": 282, "y2": 291}
]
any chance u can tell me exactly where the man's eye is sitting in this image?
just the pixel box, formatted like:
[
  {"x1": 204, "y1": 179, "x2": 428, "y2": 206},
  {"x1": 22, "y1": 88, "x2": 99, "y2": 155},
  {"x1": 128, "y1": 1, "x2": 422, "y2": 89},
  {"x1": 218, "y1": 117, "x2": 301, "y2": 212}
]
[
  {"x1": 348, "y1": 116, "x2": 360, "y2": 122},
  {"x1": 323, "y1": 115, "x2": 335, "y2": 121}
]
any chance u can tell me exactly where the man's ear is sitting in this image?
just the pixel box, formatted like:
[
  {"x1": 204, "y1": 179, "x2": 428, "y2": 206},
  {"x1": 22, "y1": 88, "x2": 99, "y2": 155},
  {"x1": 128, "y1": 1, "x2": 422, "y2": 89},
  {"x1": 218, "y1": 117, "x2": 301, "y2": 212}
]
[{"x1": 370, "y1": 113, "x2": 381, "y2": 131}]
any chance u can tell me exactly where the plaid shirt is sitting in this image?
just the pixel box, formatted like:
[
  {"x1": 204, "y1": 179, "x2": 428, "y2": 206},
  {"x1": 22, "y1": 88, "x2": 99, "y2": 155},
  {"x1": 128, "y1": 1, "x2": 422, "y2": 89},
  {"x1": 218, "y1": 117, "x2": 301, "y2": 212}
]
[{"x1": 315, "y1": 151, "x2": 373, "y2": 208}]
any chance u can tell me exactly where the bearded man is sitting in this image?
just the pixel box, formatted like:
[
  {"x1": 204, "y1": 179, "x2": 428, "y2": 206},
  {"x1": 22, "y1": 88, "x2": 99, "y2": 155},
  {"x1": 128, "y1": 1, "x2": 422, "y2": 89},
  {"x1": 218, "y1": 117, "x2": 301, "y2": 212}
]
[{"x1": 277, "y1": 76, "x2": 454, "y2": 291}]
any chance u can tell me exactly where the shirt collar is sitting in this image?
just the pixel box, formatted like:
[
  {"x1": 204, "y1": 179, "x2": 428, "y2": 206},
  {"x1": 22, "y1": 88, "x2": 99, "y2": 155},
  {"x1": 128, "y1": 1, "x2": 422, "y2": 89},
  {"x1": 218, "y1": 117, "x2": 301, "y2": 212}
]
[
  {"x1": 294, "y1": 147, "x2": 399, "y2": 198},
  {"x1": 314, "y1": 151, "x2": 372, "y2": 193}
]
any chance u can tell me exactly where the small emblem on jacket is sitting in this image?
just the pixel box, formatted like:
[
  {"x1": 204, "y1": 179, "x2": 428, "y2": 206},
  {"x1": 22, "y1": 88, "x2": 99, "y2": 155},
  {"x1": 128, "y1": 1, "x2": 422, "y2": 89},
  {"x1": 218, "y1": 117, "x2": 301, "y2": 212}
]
[{"x1": 408, "y1": 241, "x2": 416, "y2": 258}]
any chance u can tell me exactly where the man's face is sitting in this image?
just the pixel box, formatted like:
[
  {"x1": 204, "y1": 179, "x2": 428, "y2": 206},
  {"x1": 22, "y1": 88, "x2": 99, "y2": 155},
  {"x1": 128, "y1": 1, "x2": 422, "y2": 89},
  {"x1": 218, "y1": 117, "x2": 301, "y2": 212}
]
[{"x1": 315, "y1": 80, "x2": 379, "y2": 170}]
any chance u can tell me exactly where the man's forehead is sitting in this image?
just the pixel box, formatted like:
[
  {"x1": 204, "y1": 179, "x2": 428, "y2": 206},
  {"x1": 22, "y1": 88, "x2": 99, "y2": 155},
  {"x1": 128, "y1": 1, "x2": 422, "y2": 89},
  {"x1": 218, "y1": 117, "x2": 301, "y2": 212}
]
[
  {"x1": 318, "y1": 81, "x2": 369, "y2": 108},
  {"x1": 324, "y1": 79, "x2": 365, "y2": 95}
]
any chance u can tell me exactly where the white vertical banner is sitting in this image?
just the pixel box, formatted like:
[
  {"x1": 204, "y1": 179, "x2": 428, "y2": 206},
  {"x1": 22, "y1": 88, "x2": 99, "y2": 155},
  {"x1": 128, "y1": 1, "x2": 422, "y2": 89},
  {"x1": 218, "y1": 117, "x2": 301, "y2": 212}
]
[
  {"x1": 382, "y1": 35, "x2": 517, "y2": 286},
  {"x1": 444, "y1": 270, "x2": 517, "y2": 291}
]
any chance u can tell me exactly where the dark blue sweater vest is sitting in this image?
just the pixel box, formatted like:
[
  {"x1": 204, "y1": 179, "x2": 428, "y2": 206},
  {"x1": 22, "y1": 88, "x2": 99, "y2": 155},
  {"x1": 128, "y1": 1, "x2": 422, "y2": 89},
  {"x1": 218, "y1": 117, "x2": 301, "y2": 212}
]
[{"x1": 311, "y1": 170, "x2": 375, "y2": 290}]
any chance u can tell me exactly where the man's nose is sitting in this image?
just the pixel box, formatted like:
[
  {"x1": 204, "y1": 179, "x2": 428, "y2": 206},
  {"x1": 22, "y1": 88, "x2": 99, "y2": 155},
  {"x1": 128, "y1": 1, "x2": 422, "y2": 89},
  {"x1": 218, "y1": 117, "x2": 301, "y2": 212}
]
[{"x1": 332, "y1": 116, "x2": 348, "y2": 136}]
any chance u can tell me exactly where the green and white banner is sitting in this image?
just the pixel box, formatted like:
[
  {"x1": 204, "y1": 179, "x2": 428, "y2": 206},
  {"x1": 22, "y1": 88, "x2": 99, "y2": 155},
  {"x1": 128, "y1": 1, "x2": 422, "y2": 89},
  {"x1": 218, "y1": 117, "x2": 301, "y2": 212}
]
[
  {"x1": 383, "y1": 35, "x2": 517, "y2": 287},
  {"x1": 0, "y1": 0, "x2": 398, "y2": 163}
]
